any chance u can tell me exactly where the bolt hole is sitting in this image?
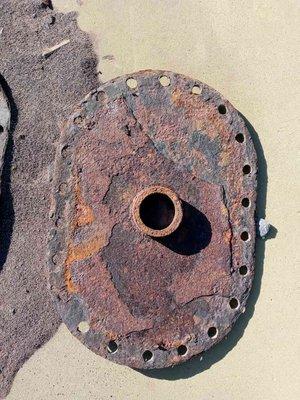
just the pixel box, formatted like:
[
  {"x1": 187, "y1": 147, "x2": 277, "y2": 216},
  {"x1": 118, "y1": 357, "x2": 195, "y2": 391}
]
[
  {"x1": 126, "y1": 78, "x2": 138, "y2": 89},
  {"x1": 74, "y1": 115, "x2": 83, "y2": 125},
  {"x1": 235, "y1": 133, "x2": 244, "y2": 143},
  {"x1": 140, "y1": 193, "x2": 175, "y2": 230},
  {"x1": 192, "y1": 85, "x2": 202, "y2": 95},
  {"x1": 59, "y1": 183, "x2": 67, "y2": 195},
  {"x1": 177, "y1": 345, "x2": 188, "y2": 356},
  {"x1": 229, "y1": 298, "x2": 239, "y2": 309},
  {"x1": 207, "y1": 327, "x2": 218, "y2": 338},
  {"x1": 0, "y1": 125, "x2": 3, "y2": 133},
  {"x1": 143, "y1": 350, "x2": 153, "y2": 362},
  {"x1": 241, "y1": 231, "x2": 249, "y2": 241},
  {"x1": 61, "y1": 145, "x2": 69, "y2": 158},
  {"x1": 96, "y1": 91, "x2": 106, "y2": 102},
  {"x1": 77, "y1": 321, "x2": 90, "y2": 333},
  {"x1": 239, "y1": 265, "x2": 248, "y2": 275},
  {"x1": 107, "y1": 340, "x2": 118, "y2": 354},
  {"x1": 242, "y1": 198, "x2": 250, "y2": 207},
  {"x1": 159, "y1": 75, "x2": 170, "y2": 87},
  {"x1": 218, "y1": 104, "x2": 227, "y2": 114},
  {"x1": 243, "y1": 164, "x2": 251, "y2": 175}
]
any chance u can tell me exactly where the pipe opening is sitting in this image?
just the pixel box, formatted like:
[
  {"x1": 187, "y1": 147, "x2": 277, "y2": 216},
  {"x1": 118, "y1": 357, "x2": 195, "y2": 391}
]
[{"x1": 139, "y1": 193, "x2": 175, "y2": 230}]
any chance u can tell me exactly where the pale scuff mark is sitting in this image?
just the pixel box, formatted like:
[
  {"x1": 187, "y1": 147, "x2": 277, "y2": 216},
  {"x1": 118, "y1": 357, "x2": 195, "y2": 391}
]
[{"x1": 42, "y1": 39, "x2": 70, "y2": 58}]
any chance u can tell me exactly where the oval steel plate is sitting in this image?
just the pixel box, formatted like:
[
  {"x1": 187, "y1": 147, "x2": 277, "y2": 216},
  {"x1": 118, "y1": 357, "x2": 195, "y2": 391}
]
[{"x1": 49, "y1": 70, "x2": 257, "y2": 369}]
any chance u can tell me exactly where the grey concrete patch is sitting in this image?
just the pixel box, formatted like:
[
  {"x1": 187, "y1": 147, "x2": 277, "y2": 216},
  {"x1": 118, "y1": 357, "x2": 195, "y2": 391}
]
[{"x1": 0, "y1": 0, "x2": 99, "y2": 397}]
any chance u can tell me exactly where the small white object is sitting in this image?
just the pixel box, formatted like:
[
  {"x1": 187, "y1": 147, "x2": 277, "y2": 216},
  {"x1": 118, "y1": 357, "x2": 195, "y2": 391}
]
[
  {"x1": 259, "y1": 218, "x2": 270, "y2": 238},
  {"x1": 42, "y1": 39, "x2": 70, "y2": 58}
]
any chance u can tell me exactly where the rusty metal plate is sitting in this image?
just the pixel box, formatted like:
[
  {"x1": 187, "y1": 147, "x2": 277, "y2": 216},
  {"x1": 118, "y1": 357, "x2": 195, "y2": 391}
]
[{"x1": 49, "y1": 70, "x2": 257, "y2": 369}]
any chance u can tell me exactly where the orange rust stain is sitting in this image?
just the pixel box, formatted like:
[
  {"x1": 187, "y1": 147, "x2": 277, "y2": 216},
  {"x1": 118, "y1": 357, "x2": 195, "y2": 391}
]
[
  {"x1": 65, "y1": 266, "x2": 76, "y2": 293},
  {"x1": 171, "y1": 89, "x2": 181, "y2": 104},
  {"x1": 64, "y1": 177, "x2": 98, "y2": 293},
  {"x1": 64, "y1": 235, "x2": 106, "y2": 294},
  {"x1": 74, "y1": 180, "x2": 95, "y2": 228},
  {"x1": 66, "y1": 235, "x2": 106, "y2": 266}
]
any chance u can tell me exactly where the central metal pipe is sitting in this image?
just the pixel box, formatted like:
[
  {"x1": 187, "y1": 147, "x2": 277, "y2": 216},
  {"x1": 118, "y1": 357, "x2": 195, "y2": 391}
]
[{"x1": 132, "y1": 185, "x2": 183, "y2": 237}]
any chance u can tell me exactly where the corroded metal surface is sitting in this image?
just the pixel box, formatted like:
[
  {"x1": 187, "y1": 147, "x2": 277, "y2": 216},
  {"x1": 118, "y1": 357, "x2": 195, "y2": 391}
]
[{"x1": 49, "y1": 70, "x2": 257, "y2": 369}]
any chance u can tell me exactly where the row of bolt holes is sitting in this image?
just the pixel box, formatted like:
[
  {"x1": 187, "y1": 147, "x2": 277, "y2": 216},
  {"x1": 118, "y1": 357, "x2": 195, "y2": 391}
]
[
  {"x1": 77, "y1": 296, "x2": 245, "y2": 362},
  {"x1": 76, "y1": 77, "x2": 252, "y2": 362},
  {"x1": 127, "y1": 75, "x2": 252, "y2": 242}
]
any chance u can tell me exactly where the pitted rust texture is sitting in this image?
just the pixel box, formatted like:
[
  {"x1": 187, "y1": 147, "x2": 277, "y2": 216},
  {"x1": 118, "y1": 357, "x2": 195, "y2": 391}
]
[{"x1": 49, "y1": 70, "x2": 257, "y2": 369}]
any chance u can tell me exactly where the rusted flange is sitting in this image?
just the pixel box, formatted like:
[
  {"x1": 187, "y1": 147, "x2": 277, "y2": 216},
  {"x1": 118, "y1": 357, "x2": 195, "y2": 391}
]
[
  {"x1": 49, "y1": 70, "x2": 257, "y2": 369},
  {"x1": 132, "y1": 185, "x2": 183, "y2": 237}
]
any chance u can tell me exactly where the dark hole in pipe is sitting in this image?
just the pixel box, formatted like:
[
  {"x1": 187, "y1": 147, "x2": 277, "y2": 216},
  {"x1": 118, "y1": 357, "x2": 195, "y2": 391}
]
[{"x1": 140, "y1": 193, "x2": 175, "y2": 230}]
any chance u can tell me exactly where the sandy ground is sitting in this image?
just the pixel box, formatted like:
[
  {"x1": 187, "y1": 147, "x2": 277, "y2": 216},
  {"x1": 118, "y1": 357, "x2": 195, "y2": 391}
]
[
  {"x1": 0, "y1": 1, "x2": 98, "y2": 397},
  {"x1": 7, "y1": 0, "x2": 300, "y2": 399}
]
